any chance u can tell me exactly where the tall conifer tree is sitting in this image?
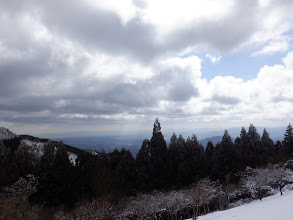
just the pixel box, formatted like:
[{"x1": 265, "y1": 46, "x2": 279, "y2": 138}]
[
  {"x1": 282, "y1": 124, "x2": 293, "y2": 155},
  {"x1": 149, "y1": 118, "x2": 168, "y2": 189}
]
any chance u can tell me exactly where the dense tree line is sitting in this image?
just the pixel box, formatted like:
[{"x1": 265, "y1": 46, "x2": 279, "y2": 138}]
[{"x1": 1, "y1": 119, "x2": 293, "y2": 209}]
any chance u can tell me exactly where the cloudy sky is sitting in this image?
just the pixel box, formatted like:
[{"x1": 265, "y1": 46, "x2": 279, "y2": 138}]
[{"x1": 1, "y1": 0, "x2": 293, "y2": 136}]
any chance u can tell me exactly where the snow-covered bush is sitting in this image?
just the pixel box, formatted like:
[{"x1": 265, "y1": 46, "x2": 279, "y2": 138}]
[
  {"x1": 241, "y1": 165, "x2": 293, "y2": 200},
  {"x1": 118, "y1": 190, "x2": 192, "y2": 219},
  {"x1": 53, "y1": 197, "x2": 114, "y2": 220}
]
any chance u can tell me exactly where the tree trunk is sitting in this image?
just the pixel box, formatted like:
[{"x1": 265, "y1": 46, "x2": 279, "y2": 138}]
[
  {"x1": 193, "y1": 207, "x2": 196, "y2": 220},
  {"x1": 196, "y1": 205, "x2": 199, "y2": 219}
]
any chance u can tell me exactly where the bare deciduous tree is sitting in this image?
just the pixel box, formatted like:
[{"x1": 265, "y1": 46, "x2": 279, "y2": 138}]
[{"x1": 190, "y1": 178, "x2": 223, "y2": 220}]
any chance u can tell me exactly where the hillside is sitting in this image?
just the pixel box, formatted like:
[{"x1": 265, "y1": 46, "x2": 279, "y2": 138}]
[
  {"x1": 0, "y1": 127, "x2": 16, "y2": 140},
  {"x1": 1, "y1": 128, "x2": 86, "y2": 165},
  {"x1": 189, "y1": 190, "x2": 293, "y2": 220}
]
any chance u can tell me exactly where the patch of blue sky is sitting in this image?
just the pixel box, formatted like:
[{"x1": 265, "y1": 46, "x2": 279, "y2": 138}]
[{"x1": 200, "y1": 51, "x2": 289, "y2": 81}]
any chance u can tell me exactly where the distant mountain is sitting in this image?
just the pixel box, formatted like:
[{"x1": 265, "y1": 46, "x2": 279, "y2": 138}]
[
  {"x1": 199, "y1": 136, "x2": 223, "y2": 147},
  {"x1": 1, "y1": 128, "x2": 85, "y2": 165},
  {"x1": 53, "y1": 135, "x2": 144, "y2": 155},
  {"x1": 0, "y1": 127, "x2": 16, "y2": 140},
  {"x1": 46, "y1": 125, "x2": 288, "y2": 155},
  {"x1": 54, "y1": 135, "x2": 233, "y2": 155},
  {"x1": 23, "y1": 124, "x2": 289, "y2": 156}
]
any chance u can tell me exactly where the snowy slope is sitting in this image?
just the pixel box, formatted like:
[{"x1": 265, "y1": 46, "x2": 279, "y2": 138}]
[
  {"x1": 187, "y1": 191, "x2": 293, "y2": 220},
  {"x1": 0, "y1": 127, "x2": 16, "y2": 140},
  {"x1": 22, "y1": 139, "x2": 45, "y2": 158},
  {"x1": 21, "y1": 139, "x2": 78, "y2": 165}
]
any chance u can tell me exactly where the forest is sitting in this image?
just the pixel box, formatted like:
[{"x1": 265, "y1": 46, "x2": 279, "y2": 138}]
[{"x1": 1, "y1": 119, "x2": 293, "y2": 219}]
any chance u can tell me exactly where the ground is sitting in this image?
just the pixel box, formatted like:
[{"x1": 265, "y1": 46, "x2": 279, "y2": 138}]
[{"x1": 187, "y1": 190, "x2": 293, "y2": 220}]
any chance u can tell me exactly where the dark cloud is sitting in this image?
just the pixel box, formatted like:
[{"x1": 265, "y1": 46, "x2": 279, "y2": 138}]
[
  {"x1": 0, "y1": 53, "x2": 50, "y2": 95},
  {"x1": 0, "y1": 53, "x2": 200, "y2": 125},
  {"x1": 156, "y1": 70, "x2": 199, "y2": 102},
  {"x1": 200, "y1": 105, "x2": 228, "y2": 116},
  {"x1": 271, "y1": 96, "x2": 293, "y2": 103},
  {"x1": 167, "y1": 0, "x2": 259, "y2": 53},
  {"x1": 0, "y1": 0, "x2": 262, "y2": 61},
  {"x1": 36, "y1": 0, "x2": 261, "y2": 60},
  {"x1": 0, "y1": 96, "x2": 55, "y2": 113},
  {"x1": 211, "y1": 95, "x2": 240, "y2": 105},
  {"x1": 34, "y1": 0, "x2": 160, "y2": 62},
  {"x1": 102, "y1": 83, "x2": 157, "y2": 107}
]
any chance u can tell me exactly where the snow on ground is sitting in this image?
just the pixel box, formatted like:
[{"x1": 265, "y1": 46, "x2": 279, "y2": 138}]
[
  {"x1": 22, "y1": 139, "x2": 78, "y2": 165},
  {"x1": 22, "y1": 139, "x2": 45, "y2": 158},
  {"x1": 187, "y1": 190, "x2": 293, "y2": 220},
  {"x1": 0, "y1": 127, "x2": 16, "y2": 140},
  {"x1": 68, "y1": 152, "x2": 78, "y2": 165}
]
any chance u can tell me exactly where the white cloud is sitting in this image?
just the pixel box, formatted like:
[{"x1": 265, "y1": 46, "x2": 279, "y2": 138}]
[
  {"x1": 259, "y1": 0, "x2": 272, "y2": 8},
  {"x1": 84, "y1": 53, "x2": 154, "y2": 82},
  {"x1": 188, "y1": 50, "x2": 293, "y2": 127},
  {"x1": 141, "y1": 0, "x2": 234, "y2": 34},
  {"x1": 58, "y1": 114, "x2": 88, "y2": 119},
  {"x1": 159, "y1": 56, "x2": 201, "y2": 79},
  {"x1": 252, "y1": 40, "x2": 289, "y2": 56},
  {"x1": 282, "y1": 51, "x2": 293, "y2": 69},
  {"x1": 205, "y1": 53, "x2": 222, "y2": 63},
  {"x1": 78, "y1": 0, "x2": 293, "y2": 57},
  {"x1": 95, "y1": 113, "x2": 136, "y2": 120},
  {"x1": 84, "y1": 0, "x2": 140, "y2": 25}
]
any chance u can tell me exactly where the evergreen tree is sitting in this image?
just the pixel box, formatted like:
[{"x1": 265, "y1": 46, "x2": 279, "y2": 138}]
[
  {"x1": 76, "y1": 150, "x2": 92, "y2": 168},
  {"x1": 14, "y1": 142, "x2": 33, "y2": 178},
  {"x1": 77, "y1": 150, "x2": 111, "y2": 197},
  {"x1": 281, "y1": 124, "x2": 293, "y2": 155},
  {"x1": 0, "y1": 140, "x2": 12, "y2": 186},
  {"x1": 109, "y1": 148, "x2": 122, "y2": 170},
  {"x1": 240, "y1": 124, "x2": 261, "y2": 167},
  {"x1": 168, "y1": 133, "x2": 181, "y2": 186},
  {"x1": 235, "y1": 127, "x2": 248, "y2": 154},
  {"x1": 30, "y1": 141, "x2": 79, "y2": 207},
  {"x1": 149, "y1": 118, "x2": 168, "y2": 189},
  {"x1": 91, "y1": 150, "x2": 112, "y2": 196},
  {"x1": 0, "y1": 140, "x2": 8, "y2": 156},
  {"x1": 247, "y1": 124, "x2": 261, "y2": 154},
  {"x1": 184, "y1": 134, "x2": 208, "y2": 185},
  {"x1": 136, "y1": 139, "x2": 151, "y2": 190},
  {"x1": 169, "y1": 132, "x2": 178, "y2": 149},
  {"x1": 260, "y1": 129, "x2": 275, "y2": 157},
  {"x1": 168, "y1": 133, "x2": 189, "y2": 186},
  {"x1": 205, "y1": 141, "x2": 214, "y2": 174},
  {"x1": 54, "y1": 142, "x2": 79, "y2": 205},
  {"x1": 75, "y1": 151, "x2": 94, "y2": 196},
  {"x1": 275, "y1": 140, "x2": 282, "y2": 153},
  {"x1": 113, "y1": 148, "x2": 135, "y2": 192},
  {"x1": 177, "y1": 134, "x2": 187, "y2": 185},
  {"x1": 211, "y1": 130, "x2": 241, "y2": 181}
]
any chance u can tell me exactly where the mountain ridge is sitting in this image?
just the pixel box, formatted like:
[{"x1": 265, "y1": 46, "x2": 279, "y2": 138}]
[
  {"x1": 1, "y1": 127, "x2": 86, "y2": 165},
  {"x1": 0, "y1": 127, "x2": 17, "y2": 140}
]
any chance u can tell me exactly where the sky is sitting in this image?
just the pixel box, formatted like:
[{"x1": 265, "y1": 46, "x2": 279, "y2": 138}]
[{"x1": 1, "y1": 0, "x2": 293, "y2": 137}]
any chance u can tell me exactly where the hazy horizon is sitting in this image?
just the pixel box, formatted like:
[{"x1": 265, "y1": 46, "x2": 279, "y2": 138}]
[{"x1": 11, "y1": 123, "x2": 288, "y2": 142}]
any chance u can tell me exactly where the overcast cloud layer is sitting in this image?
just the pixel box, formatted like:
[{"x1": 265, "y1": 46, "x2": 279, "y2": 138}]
[{"x1": 1, "y1": 0, "x2": 293, "y2": 135}]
